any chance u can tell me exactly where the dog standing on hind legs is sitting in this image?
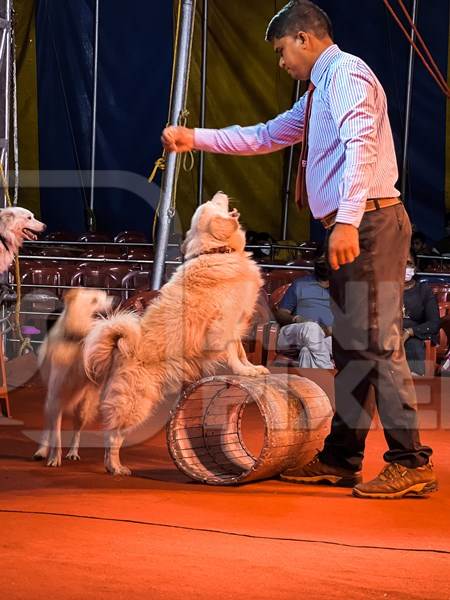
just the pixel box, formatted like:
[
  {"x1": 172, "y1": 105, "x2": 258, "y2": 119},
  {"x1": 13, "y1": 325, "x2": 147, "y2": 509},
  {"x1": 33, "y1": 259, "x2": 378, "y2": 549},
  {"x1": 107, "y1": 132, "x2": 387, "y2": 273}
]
[
  {"x1": 33, "y1": 288, "x2": 113, "y2": 466},
  {"x1": 84, "y1": 191, "x2": 269, "y2": 475}
]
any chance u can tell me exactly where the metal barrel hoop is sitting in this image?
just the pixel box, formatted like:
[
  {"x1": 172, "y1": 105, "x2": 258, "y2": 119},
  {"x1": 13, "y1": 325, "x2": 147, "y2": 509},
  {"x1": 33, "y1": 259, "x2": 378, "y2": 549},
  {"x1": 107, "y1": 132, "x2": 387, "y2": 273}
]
[{"x1": 167, "y1": 374, "x2": 332, "y2": 486}]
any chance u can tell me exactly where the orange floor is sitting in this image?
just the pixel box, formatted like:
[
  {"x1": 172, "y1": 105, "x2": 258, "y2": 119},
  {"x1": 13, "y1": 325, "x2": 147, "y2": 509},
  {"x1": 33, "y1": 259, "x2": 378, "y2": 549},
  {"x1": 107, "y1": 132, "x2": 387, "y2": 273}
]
[{"x1": 1, "y1": 372, "x2": 449, "y2": 600}]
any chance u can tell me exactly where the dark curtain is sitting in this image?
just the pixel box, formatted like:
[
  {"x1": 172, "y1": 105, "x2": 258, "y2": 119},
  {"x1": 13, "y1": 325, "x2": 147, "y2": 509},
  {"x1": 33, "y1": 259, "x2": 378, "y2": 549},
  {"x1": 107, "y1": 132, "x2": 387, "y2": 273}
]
[
  {"x1": 34, "y1": 0, "x2": 449, "y2": 242},
  {"x1": 35, "y1": 0, "x2": 173, "y2": 237}
]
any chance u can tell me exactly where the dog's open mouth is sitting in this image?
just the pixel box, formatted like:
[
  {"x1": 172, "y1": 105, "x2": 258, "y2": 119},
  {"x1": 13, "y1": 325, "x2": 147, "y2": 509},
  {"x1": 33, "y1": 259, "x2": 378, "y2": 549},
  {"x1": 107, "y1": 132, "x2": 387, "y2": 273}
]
[{"x1": 22, "y1": 228, "x2": 39, "y2": 241}]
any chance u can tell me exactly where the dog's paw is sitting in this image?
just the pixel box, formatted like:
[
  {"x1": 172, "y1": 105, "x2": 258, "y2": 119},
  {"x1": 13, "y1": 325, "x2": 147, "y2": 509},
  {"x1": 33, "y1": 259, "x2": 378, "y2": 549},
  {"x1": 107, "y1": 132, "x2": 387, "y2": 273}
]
[
  {"x1": 235, "y1": 365, "x2": 269, "y2": 378},
  {"x1": 252, "y1": 365, "x2": 270, "y2": 375},
  {"x1": 46, "y1": 450, "x2": 62, "y2": 467},
  {"x1": 66, "y1": 449, "x2": 81, "y2": 461},
  {"x1": 32, "y1": 447, "x2": 48, "y2": 461},
  {"x1": 106, "y1": 465, "x2": 132, "y2": 476}
]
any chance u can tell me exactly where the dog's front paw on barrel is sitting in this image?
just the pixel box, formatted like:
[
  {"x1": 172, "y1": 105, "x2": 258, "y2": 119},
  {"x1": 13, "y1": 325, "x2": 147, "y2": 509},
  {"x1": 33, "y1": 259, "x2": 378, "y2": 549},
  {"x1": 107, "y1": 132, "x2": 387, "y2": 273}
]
[
  {"x1": 254, "y1": 365, "x2": 270, "y2": 375},
  {"x1": 236, "y1": 365, "x2": 269, "y2": 378}
]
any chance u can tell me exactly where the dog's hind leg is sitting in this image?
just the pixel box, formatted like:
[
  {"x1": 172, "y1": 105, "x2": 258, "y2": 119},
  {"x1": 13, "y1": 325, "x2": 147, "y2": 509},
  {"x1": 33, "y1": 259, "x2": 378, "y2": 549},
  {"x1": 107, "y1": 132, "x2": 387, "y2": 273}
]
[
  {"x1": 66, "y1": 391, "x2": 96, "y2": 461},
  {"x1": 33, "y1": 395, "x2": 54, "y2": 461},
  {"x1": 104, "y1": 429, "x2": 130, "y2": 476},
  {"x1": 66, "y1": 409, "x2": 83, "y2": 461},
  {"x1": 33, "y1": 429, "x2": 50, "y2": 460},
  {"x1": 45, "y1": 402, "x2": 63, "y2": 467}
]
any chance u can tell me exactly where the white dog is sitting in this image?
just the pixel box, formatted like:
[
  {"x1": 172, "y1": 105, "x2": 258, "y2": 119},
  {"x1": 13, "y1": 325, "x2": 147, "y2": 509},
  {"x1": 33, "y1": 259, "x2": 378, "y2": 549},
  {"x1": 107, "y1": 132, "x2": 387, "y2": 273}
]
[
  {"x1": 0, "y1": 206, "x2": 46, "y2": 272},
  {"x1": 84, "y1": 191, "x2": 269, "y2": 475},
  {"x1": 33, "y1": 288, "x2": 113, "y2": 466}
]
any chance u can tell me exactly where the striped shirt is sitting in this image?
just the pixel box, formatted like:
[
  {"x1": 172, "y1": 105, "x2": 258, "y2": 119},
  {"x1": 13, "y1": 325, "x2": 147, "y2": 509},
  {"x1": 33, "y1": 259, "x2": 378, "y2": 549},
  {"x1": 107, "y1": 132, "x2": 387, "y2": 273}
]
[{"x1": 194, "y1": 44, "x2": 400, "y2": 228}]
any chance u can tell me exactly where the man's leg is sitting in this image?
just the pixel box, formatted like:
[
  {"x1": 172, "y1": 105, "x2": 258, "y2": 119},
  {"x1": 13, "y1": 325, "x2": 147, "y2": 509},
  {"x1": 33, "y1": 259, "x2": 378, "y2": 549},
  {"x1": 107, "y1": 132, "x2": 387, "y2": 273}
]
[
  {"x1": 321, "y1": 204, "x2": 432, "y2": 472},
  {"x1": 278, "y1": 322, "x2": 333, "y2": 368}
]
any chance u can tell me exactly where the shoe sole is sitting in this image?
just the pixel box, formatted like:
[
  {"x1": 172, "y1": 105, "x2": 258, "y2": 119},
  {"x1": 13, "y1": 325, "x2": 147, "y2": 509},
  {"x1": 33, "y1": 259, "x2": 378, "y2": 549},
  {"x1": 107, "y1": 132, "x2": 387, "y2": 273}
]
[
  {"x1": 352, "y1": 480, "x2": 438, "y2": 499},
  {"x1": 280, "y1": 474, "x2": 362, "y2": 488}
]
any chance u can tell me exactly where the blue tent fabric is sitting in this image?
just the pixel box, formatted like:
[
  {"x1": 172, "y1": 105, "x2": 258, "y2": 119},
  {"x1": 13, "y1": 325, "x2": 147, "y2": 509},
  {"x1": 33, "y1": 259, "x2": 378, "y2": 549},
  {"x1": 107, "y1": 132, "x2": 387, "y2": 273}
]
[
  {"x1": 35, "y1": 0, "x2": 449, "y2": 242},
  {"x1": 36, "y1": 0, "x2": 173, "y2": 237}
]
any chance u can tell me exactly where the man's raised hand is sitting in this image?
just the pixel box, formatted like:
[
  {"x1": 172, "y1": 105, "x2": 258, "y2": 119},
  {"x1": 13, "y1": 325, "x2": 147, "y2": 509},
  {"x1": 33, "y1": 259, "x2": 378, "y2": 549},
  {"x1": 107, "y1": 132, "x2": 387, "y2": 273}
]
[{"x1": 161, "y1": 126, "x2": 195, "y2": 153}]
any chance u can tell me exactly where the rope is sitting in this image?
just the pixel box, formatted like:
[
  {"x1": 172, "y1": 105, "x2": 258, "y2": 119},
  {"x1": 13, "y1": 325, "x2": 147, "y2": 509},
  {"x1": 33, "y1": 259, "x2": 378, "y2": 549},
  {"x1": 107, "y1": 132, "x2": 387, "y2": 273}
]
[
  {"x1": 150, "y1": 0, "x2": 196, "y2": 241},
  {"x1": 383, "y1": 0, "x2": 450, "y2": 98},
  {"x1": 0, "y1": 163, "x2": 33, "y2": 355}
]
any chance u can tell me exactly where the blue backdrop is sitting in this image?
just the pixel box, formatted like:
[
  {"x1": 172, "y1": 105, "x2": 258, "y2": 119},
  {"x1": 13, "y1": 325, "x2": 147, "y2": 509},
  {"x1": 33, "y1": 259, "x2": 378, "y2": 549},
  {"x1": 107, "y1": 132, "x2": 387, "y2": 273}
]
[
  {"x1": 35, "y1": 1, "x2": 449, "y2": 242},
  {"x1": 36, "y1": 0, "x2": 173, "y2": 238}
]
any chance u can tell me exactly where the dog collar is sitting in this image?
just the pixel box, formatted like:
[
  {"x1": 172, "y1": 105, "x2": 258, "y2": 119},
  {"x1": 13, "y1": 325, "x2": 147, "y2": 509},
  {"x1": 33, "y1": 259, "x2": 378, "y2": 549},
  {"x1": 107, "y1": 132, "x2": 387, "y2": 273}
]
[{"x1": 185, "y1": 246, "x2": 236, "y2": 261}]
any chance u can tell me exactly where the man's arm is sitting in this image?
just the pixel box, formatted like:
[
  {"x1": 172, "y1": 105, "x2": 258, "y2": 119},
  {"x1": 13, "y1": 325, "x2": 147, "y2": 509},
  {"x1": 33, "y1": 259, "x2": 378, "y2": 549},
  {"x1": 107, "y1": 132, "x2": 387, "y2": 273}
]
[
  {"x1": 273, "y1": 308, "x2": 310, "y2": 327},
  {"x1": 162, "y1": 95, "x2": 307, "y2": 155},
  {"x1": 327, "y1": 63, "x2": 379, "y2": 270}
]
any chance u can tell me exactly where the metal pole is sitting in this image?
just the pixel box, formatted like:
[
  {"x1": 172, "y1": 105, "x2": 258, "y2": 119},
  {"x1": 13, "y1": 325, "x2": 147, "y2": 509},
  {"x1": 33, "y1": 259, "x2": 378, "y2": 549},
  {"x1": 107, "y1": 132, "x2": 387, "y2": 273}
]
[
  {"x1": 88, "y1": 0, "x2": 100, "y2": 229},
  {"x1": 11, "y1": 2, "x2": 18, "y2": 205},
  {"x1": 151, "y1": 0, "x2": 196, "y2": 290},
  {"x1": 197, "y1": 0, "x2": 208, "y2": 206},
  {"x1": 400, "y1": 0, "x2": 419, "y2": 206},
  {"x1": 2, "y1": 0, "x2": 10, "y2": 208},
  {"x1": 281, "y1": 80, "x2": 301, "y2": 239}
]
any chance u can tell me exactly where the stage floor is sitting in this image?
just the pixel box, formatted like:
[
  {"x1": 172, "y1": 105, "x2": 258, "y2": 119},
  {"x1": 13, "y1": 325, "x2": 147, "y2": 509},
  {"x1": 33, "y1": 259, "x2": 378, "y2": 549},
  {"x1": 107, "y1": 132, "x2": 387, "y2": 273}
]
[{"x1": 1, "y1": 376, "x2": 449, "y2": 600}]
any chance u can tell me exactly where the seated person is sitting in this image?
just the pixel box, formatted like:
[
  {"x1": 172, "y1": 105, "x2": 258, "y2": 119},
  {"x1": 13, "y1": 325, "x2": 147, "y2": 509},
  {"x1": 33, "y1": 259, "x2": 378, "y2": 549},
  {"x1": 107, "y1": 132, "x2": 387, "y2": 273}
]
[
  {"x1": 411, "y1": 231, "x2": 439, "y2": 257},
  {"x1": 273, "y1": 256, "x2": 333, "y2": 368},
  {"x1": 403, "y1": 251, "x2": 440, "y2": 376}
]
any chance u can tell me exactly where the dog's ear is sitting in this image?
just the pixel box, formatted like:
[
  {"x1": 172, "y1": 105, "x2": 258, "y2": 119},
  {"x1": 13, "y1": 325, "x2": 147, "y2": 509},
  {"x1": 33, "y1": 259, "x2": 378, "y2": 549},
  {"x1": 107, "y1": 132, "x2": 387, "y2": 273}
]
[
  {"x1": 64, "y1": 289, "x2": 78, "y2": 305},
  {"x1": 0, "y1": 209, "x2": 13, "y2": 224},
  {"x1": 208, "y1": 215, "x2": 238, "y2": 241}
]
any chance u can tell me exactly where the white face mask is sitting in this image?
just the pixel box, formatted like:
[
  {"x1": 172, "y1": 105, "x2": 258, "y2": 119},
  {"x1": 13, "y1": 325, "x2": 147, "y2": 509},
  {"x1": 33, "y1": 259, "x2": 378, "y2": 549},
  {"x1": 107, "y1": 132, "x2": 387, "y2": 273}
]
[{"x1": 405, "y1": 267, "x2": 415, "y2": 282}]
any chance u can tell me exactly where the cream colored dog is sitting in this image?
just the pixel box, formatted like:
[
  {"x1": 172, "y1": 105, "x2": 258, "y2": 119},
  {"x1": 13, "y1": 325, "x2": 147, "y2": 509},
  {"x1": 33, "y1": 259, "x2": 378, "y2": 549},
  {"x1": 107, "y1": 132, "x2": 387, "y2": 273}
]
[
  {"x1": 33, "y1": 288, "x2": 113, "y2": 466},
  {"x1": 84, "y1": 191, "x2": 269, "y2": 475},
  {"x1": 0, "y1": 206, "x2": 46, "y2": 272}
]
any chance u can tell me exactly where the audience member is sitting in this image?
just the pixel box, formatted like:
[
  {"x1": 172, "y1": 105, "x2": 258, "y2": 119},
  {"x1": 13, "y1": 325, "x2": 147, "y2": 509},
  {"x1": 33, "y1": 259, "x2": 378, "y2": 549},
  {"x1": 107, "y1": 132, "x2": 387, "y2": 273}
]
[
  {"x1": 403, "y1": 251, "x2": 440, "y2": 376},
  {"x1": 274, "y1": 256, "x2": 333, "y2": 368},
  {"x1": 411, "y1": 232, "x2": 439, "y2": 257}
]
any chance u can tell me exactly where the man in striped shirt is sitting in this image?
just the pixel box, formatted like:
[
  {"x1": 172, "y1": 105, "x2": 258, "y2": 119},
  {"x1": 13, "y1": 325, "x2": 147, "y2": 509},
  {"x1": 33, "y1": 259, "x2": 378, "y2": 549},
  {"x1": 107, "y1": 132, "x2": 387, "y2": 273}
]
[{"x1": 162, "y1": 0, "x2": 436, "y2": 499}]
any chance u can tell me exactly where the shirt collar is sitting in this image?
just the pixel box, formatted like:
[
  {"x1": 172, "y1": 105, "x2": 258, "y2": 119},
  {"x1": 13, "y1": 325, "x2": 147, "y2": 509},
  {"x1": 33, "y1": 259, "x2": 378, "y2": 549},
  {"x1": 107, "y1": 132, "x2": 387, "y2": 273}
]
[{"x1": 310, "y1": 44, "x2": 341, "y2": 87}]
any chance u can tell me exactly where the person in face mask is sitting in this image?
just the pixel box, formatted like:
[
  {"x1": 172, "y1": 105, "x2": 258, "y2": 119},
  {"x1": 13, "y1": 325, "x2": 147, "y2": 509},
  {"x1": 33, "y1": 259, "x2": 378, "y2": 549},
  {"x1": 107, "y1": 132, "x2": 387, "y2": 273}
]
[{"x1": 403, "y1": 251, "x2": 440, "y2": 376}]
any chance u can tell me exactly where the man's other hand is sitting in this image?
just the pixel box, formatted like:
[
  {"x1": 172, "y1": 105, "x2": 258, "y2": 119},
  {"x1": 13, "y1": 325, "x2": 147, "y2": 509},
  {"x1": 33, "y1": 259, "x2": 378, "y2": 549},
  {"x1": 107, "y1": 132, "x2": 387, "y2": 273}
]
[
  {"x1": 161, "y1": 126, "x2": 195, "y2": 153},
  {"x1": 328, "y1": 223, "x2": 360, "y2": 270}
]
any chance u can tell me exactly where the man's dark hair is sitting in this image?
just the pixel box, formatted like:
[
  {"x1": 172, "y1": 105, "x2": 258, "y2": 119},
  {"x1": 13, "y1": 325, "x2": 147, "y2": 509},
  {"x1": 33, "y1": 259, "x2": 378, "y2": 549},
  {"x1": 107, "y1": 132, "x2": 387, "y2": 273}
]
[
  {"x1": 266, "y1": 0, "x2": 333, "y2": 42},
  {"x1": 411, "y1": 231, "x2": 426, "y2": 244},
  {"x1": 313, "y1": 255, "x2": 330, "y2": 282}
]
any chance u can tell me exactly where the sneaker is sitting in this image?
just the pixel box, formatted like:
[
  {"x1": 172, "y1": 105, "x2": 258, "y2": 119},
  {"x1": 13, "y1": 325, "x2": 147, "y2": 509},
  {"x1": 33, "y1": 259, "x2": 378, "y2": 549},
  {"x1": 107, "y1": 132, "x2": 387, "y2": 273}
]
[
  {"x1": 280, "y1": 454, "x2": 362, "y2": 487},
  {"x1": 352, "y1": 462, "x2": 438, "y2": 499}
]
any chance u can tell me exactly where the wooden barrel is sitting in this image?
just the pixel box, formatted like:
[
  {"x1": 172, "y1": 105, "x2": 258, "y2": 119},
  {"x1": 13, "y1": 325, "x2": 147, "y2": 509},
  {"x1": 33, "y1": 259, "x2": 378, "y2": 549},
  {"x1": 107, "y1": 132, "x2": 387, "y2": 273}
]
[{"x1": 167, "y1": 374, "x2": 332, "y2": 485}]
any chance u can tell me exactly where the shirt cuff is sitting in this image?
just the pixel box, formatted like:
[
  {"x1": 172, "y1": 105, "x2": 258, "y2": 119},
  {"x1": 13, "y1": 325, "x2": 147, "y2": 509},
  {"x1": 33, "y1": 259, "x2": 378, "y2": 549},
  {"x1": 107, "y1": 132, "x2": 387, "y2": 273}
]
[{"x1": 335, "y1": 202, "x2": 366, "y2": 228}]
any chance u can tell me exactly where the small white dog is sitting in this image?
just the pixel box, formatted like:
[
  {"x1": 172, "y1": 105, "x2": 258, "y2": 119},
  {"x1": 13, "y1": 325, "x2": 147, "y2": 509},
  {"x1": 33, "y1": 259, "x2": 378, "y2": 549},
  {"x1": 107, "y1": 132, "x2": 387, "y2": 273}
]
[
  {"x1": 0, "y1": 206, "x2": 46, "y2": 272},
  {"x1": 84, "y1": 191, "x2": 269, "y2": 475},
  {"x1": 33, "y1": 288, "x2": 113, "y2": 466}
]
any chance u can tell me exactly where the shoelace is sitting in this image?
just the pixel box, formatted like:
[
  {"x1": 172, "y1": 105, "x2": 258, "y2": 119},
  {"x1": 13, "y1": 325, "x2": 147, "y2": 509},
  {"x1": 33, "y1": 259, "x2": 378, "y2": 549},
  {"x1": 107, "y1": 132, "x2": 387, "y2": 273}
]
[{"x1": 379, "y1": 463, "x2": 407, "y2": 481}]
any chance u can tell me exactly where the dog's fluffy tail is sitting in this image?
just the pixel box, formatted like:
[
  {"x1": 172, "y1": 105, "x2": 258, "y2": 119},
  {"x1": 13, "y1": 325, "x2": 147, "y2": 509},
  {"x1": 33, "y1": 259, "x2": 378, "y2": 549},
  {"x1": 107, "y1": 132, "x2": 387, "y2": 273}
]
[{"x1": 83, "y1": 312, "x2": 141, "y2": 382}]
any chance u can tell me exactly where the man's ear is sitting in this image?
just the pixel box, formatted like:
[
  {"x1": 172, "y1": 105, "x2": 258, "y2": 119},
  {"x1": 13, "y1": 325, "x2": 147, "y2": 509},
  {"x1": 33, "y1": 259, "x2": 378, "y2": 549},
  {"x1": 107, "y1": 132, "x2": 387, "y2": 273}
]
[{"x1": 208, "y1": 215, "x2": 238, "y2": 241}]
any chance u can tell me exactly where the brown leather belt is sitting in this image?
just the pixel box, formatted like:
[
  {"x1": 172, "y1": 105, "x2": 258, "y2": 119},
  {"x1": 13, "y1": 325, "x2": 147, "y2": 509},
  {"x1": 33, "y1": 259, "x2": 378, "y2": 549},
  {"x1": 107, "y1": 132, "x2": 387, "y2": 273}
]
[{"x1": 320, "y1": 197, "x2": 402, "y2": 229}]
